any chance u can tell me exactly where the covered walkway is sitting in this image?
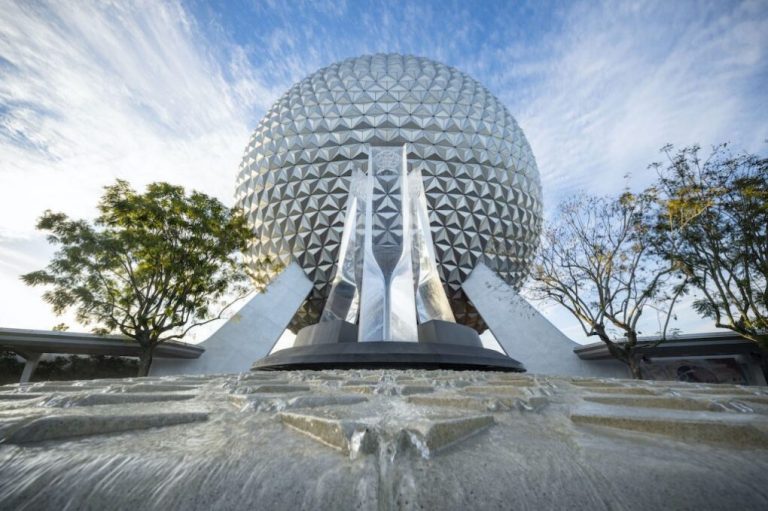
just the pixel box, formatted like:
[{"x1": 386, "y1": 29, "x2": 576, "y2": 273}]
[{"x1": 0, "y1": 327, "x2": 204, "y2": 383}]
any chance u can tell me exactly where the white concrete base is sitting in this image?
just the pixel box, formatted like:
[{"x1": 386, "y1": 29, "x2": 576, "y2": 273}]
[
  {"x1": 463, "y1": 263, "x2": 627, "y2": 378},
  {"x1": 151, "y1": 263, "x2": 313, "y2": 376}
]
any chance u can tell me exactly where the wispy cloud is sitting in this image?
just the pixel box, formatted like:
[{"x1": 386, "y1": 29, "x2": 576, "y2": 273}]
[
  {"x1": 0, "y1": 0, "x2": 274, "y2": 328},
  {"x1": 507, "y1": 0, "x2": 768, "y2": 208},
  {"x1": 0, "y1": 0, "x2": 276, "y2": 237}
]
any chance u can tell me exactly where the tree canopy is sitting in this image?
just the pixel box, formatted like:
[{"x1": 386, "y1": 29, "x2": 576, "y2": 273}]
[
  {"x1": 651, "y1": 144, "x2": 768, "y2": 348},
  {"x1": 530, "y1": 142, "x2": 767, "y2": 378},
  {"x1": 22, "y1": 180, "x2": 256, "y2": 375},
  {"x1": 529, "y1": 192, "x2": 686, "y2": 378}
]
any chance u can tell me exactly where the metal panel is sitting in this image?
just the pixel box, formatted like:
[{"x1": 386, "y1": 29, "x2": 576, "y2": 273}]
[
  {"x1": 320, "y1": 171, "x2": 365, "y2": 324},
  {"x1": 236, "y1": 54, "x2": 543, "y2": 331},
  {"x1": 359, "y1": 146, "x2": 418, "y2": 342},
  {"x1": 410, "y1": 167, "x2": 455, "y2": 323}
]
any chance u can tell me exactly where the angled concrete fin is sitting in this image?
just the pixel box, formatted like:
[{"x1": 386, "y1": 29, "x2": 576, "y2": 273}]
[
  {"x1": 463, "y1": 263, "x2": 627, "y2": 378},
  {"x1": 151, "y1": 263, "x2": 313, "y2": 376}
]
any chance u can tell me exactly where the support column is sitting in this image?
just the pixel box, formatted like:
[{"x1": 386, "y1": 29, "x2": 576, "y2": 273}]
[
  {"x1": 151, "y1": 262, "x2": 313, "y2": 376},
  {"x1": 19, "y1": 352, "x2": 42, "y2": 383},
  {"x1": 463, "y1": 263, "x2": 627, "y2": 378}
]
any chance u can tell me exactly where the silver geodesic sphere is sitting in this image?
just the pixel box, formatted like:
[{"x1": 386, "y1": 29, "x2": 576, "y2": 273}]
[{"x1": 236, "y1": 54, "x2": 542, "y2": 331}]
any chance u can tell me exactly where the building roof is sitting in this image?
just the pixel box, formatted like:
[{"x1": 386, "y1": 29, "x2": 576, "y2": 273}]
[
  {"x1": 574, "y1": 331, "x2": 764, "y2": 360},
  {"x1": 0, "y1": 327, "x2": 204, "y2": 359}
]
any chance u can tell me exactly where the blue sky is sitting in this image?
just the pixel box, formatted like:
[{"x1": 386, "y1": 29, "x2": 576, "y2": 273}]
[{"x1": 0, "y1": 0, "x2": 766, "y2": 341}]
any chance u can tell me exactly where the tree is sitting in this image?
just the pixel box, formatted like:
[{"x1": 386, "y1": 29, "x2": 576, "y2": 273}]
[
  {"x1": 22, "y1": 180, "x2": 257, "y2": 376},
  {"x1": 529, "y1": 192, "x2": 686, "y2": 378},
  {"x1": 651, "y1": 144, "x2": 768, "y2": 348}
]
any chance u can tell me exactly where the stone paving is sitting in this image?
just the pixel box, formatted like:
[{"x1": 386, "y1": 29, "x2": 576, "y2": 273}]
[{"x1": 0, "y1": 370, "x2": 767, "y2": 509}]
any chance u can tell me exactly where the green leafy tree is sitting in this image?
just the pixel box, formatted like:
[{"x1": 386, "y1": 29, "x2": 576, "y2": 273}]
[
  {"x1": 651, "y1": 144, "x2": 768, "y2": 348},
  {"x1": 529, "y1": 192, "x2": 686, "y2": 378},
  {"x1": 22, "y1": 180, "x2": 257, "y2": 376}
]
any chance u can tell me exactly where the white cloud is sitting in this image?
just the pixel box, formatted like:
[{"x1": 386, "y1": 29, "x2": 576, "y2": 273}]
[
  {"x1": 508, "y1": 0, "x2": 768, "y2": 210},
  {"x1": 0, "y1": 0, "x2": 272, "y2": 329}
]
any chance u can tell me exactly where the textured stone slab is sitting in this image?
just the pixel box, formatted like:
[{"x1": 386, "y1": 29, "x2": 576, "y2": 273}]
[
  {"x1": 237, "y1": 378, "x2": 291, "y2": 385},
  {"x1": 14, "y1": 385, "x2": 89, "y2": 393},
  {"x1": 286, "y1": 394, "x2": 368, "y2": 409},
  {"x1": 278, "y1": 410, "x2": 494, "y2": 459},
  {"x1": 231, "y1": 394, "x2": 368, "y2": 412},
  {"x1": 686, "y1": 387, "x2": 754, "y2": 395},
  {"x1": 44, "y1": 393, "x2": 197, "y2": 407},
  {"x1": 578, "y1": 386, "x2": 657, "y2": 395},
  {"x1": 3, "y1": 412, "x2": 208, "y2": 444},
  {"x1": 571, "y1": 403, "x2": 768, "y2": 447},
  {"x1": 343, "y1": 385, "x2": 378, "y2": 395},
  {"x1": 342, "y1": 378, "x2": 381, "y2": 386},
  {"x1": 486, "y1": 379, "x2": 534, "y2": 386},
  {"x1": 398, "y1": 385, "x2": 434, "y2": 396},
  {"x1": 733, "y1": 395, "x2": 768, "y2": 405},
  {"x1": 569, "y1": 379, "x2": 624, "y2": 387},
  {"x1": 246, "y1": 384, "x2": 310, "y2": 393},
  {"x1": 0, "y1": 393, "x2": 45, "y2": 400},
  {"x1": 462, "y1": 385, "x2": 525, "y2": 396},
  {"x1": 119, "y1": 384, "x2": 198, "y2": 393},
  {"x1": 308, "y1": 373, "x2": 346, "y2": 381},
  {"x1": 408, "y1": 415, "x2": 494, "y2": 454},
  {"x1": 406, "y1": 394, "x2": 493, "y2": 411},
  {"x1": 582, "y1": 395, "x2": 717, "y2": 411},
  {"x1": 236, "y1": 374, "x2": 290, "y2": 382},
  {"x1": 279, "y1": 412, "x2": 370, "y2": 455}
]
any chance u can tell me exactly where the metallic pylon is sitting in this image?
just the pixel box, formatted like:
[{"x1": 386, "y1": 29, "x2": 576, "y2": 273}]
[
  {"x1": 321, "y1": 144, "x2": 457, "y2": 343},
  {"x1": 358, "y1": 146, "x2": 418, "y2": 342}
]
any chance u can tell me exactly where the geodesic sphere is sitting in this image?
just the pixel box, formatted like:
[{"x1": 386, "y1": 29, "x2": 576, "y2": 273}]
[{"x1": 236, "y1": 54, "x2": 542, "y2": 331}]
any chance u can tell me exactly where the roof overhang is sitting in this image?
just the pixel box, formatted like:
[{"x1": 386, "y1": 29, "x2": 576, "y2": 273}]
[
  {"x1": 574, "y1": 333, "x2": 764, "y2": 361},
  {"x1": 0, "y1": 327, "x2": 204, "y2": 359}
]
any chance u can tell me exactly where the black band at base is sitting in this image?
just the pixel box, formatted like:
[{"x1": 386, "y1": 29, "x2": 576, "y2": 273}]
[{"x1": 252, "y1": 341, "x2": 525, "y2": 372}]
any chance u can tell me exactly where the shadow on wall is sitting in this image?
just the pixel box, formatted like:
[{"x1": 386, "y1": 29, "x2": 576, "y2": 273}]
[{"x1": 0, "y1": 352, "x2": 138, "y2": 385}]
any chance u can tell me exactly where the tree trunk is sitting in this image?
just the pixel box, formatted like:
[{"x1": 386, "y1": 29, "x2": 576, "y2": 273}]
[
  {"x1": 625, "y1": 331, "x2": 642, "y2": 380},
  {"x1": 594, "y1": 324, "x2": 633, "y2": 374},
  {"x1": 627, "y1": 356, "x2": 643, "y2": 379},
  {"x1": 137, "y1": 346, "x2": 155, "y2": 377}
]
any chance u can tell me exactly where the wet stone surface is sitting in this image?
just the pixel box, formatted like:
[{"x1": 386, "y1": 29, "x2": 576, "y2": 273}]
[{"x1": 0, "y1": 370, "x2": 767, "y2": 510}]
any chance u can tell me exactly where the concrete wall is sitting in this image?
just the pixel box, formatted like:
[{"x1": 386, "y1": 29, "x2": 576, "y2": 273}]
[
  {"x1": 463, "y1": 263, "x2": 628, "y2": 378},
  {"x1": 151, "y1": 263, "x2": 312, "y2": 376}
]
